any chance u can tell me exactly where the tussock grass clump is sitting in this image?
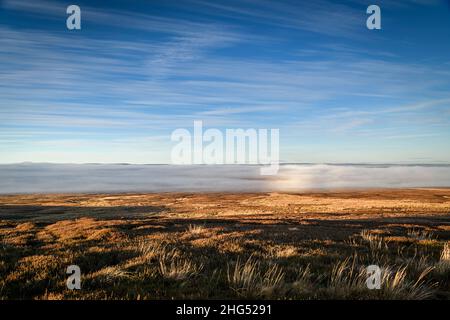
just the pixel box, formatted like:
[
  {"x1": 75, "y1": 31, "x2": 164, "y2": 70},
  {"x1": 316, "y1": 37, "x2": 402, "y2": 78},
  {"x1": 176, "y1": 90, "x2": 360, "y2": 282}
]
[
  {"x1": 136, "y1": 238, "x2": 204, "y2": 280},
  {"x1": 290, "y1": 265, "x2": 314, "y2": 296},
  {"x1": 227, "y1": 256, "x2": 284, "y2": 298},
  {"x1": 186, "y1": 224, "x2": 207, "y2": 235},
  {"x1": 158, "y1": 249, "x2": 203, "y2": 281},
  {"x1": 441, "y1": 243, "x2": 450, "y2": 262},
  {"x1": 136, "y1": 239, "x2": 166, "y2": 261},
  {"x1": 94, "y1": 266, "x2": 135, "y2": 283},
  {"x1": 382, "y1": 266, "x2": 435, "y2": 300},
  {"x1": 359, "y1": 230, "x2": 389, "y2": 261},
  {"x1": 327, "y1": 257, "x2": 435, "y2": 299},
  {"x1": 435, "y1": 242, "x2": 450, "y2": 275},
  {"x1": 360, "y1": 230, "x2": 388, "y2": 250},
  {"x1": 360, "y1": 230, "x2": 379, "y2": 242},
  {"x1": 329, "y1": 257, "x2": 360, "y2": 289},
  {"x1": 407, "y1": 229, "x2": 434, "y2": 241}
]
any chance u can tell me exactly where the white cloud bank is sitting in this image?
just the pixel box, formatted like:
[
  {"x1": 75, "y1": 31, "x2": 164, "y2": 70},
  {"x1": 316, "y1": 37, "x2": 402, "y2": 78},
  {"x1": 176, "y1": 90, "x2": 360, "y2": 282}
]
[{"x1": 0, "y1": 163, "x2": 450, "y2": 194}]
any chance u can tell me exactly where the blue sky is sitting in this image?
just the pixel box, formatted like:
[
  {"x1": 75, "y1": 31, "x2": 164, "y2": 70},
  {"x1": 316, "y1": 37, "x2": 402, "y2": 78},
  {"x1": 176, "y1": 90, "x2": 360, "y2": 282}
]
[{"x1": 0, "y1": 0, "x2": 449, "y2": 164}]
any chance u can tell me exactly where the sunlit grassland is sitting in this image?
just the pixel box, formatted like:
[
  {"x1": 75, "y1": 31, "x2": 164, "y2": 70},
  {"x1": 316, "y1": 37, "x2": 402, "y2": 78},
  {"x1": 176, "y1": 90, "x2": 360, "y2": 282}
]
[{"x1": 0, "y1": 189, "x2": 449, "y2": 299}]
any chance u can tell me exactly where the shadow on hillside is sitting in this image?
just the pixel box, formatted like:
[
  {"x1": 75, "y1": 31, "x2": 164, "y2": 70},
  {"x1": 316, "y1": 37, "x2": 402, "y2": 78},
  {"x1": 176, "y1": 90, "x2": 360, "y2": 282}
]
[
  {"x1": 0, "y1": 203, "x2": 448, "y2": 242},
  {"x1": 0, "y1": 204, "x2": 168, "y2": 222}
]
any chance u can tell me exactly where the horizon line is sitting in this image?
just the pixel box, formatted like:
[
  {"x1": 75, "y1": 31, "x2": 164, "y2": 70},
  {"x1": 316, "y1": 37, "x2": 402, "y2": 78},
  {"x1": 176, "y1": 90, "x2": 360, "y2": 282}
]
[{"x1": 1, "y1": 162, "x2": 450, "y2": 166}]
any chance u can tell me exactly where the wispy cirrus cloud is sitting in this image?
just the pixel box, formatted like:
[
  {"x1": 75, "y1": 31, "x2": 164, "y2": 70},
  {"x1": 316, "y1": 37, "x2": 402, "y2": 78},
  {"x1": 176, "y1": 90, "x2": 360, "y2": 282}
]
[{"x1": 1, "y1": 0, "x2": 450, "y2": 163}]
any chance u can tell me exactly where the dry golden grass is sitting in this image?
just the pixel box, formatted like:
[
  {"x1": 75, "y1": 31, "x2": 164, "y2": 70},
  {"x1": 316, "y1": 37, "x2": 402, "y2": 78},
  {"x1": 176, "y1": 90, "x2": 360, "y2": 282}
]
[
  {"x1": 0, "y1": 189, "x2": 449, "y2": 299},
  {"x1": 227, "y1": 256, "x2": 285, "y2": 298},
  {"x1": 441, "y1": 243, "x2": 450, "y2": 261}
]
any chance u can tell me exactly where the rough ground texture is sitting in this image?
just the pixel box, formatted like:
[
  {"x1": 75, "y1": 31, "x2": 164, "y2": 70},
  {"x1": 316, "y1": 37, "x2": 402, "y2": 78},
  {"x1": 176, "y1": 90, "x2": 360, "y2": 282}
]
[{"x1": 0, "y1": 189, "x2": 449, "y2": 299}]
